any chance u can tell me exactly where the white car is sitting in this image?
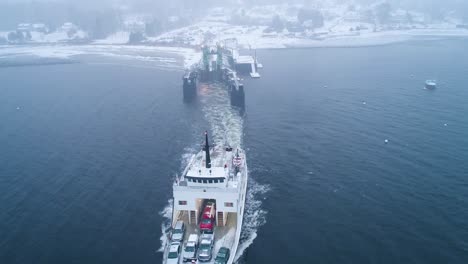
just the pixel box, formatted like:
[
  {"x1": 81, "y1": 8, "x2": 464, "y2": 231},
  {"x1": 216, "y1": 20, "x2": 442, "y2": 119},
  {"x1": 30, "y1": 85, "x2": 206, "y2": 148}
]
[
  {"x1": 182, "y1": 234, "x2": 199, "y2": 262},
  {"x1": 167, "y1": 242, "x2": 181, "y2": 264}
]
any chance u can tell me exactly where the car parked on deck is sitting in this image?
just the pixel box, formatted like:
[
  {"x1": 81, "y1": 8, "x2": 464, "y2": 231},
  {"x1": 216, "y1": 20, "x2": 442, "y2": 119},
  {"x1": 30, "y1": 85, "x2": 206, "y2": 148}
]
[
  {"x1": 214, "y1": 247, "x2": 230, "y2": 264},
  {"x1": 197, "y1": 233, "x2": 214, "y2": 262},
  {"x1": 167, "y1": 241, "x2": 181, "y2": 264},
  {"x1": 171, "y1": 220, "x2": 185, "y2": 242},
  {"x1": 182, "y1": 234, "x2": 199, "y2": 262}
]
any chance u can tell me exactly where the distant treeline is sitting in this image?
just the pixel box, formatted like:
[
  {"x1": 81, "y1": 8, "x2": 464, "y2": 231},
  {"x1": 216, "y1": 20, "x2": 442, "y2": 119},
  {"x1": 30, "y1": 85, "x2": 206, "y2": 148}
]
[
  {"x1": 1, "y1": 0, "x2": 468, "y2": 34},
  {"x1": 0, "y1": 2, "x2": 120, "y2": 37}
]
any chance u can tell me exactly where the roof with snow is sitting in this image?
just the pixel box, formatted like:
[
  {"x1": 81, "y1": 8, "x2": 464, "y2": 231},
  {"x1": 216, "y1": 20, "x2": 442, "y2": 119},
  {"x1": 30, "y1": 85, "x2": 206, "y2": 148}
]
[{"x1": 236, "y1": 55, "x2": 254, "y2": 64}]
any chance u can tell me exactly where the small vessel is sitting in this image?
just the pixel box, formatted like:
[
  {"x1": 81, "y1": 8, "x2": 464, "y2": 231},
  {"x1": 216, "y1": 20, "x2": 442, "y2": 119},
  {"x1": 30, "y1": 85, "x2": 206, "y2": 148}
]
[
  {"x1": 425, "y1": 80, "x2": 437, "y2": 90},
  {"x1": 163, "y1": 131, "x2": 248, "y2": 264}
]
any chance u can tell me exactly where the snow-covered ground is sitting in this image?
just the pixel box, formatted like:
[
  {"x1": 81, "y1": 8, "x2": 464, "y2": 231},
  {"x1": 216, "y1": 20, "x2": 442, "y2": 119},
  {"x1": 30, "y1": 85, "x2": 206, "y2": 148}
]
[
  {"x1": 1, "y1": 21, "x2": 88, "y2": 44},
  {"x1": 149, "y1": 4, "x2": 468, "y2": 49},
  {"x1": 94, "y1": 31, "x2": 130, "y2": 45},
  {"x1": 152, "y1": 21, "x2": 468, "y2": 49},
  {"x1": 3, "y1": 3, "x2": 468, "y2": 49},
  {"x1": 1, "y1": 3, "x2": 468, "y2": 69},
  {"x1": 28, "y1": 30, "x2": 88, "y2": 43}
]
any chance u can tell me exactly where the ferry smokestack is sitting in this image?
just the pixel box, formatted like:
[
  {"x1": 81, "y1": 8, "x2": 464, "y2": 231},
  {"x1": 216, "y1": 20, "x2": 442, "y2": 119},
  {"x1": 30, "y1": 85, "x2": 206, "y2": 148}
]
[{"x1": 204, "y1": 131, "x2": 211, "y2": 168}]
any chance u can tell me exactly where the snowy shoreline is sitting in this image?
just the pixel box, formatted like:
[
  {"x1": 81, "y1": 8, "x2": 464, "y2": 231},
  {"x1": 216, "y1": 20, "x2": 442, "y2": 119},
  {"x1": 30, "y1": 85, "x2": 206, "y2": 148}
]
[
  {"x1": 4, "y1": 28, "x2": 468, "y2": 49},
  {"x1": 1, "y1": 30, "x2": 467, "y2": 70},
  {"x1": 150, "y1": 26, "x2": 468, "y2": 50},
  {"x1": 3, "y1": 2, "x2": 468, "y2": 66}
]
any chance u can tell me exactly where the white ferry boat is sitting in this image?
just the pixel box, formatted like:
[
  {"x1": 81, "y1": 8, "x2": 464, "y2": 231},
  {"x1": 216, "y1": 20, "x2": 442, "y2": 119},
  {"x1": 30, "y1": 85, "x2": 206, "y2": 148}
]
[{"x1": 163, "y1": 132, "x2": 248, "y2": 264}]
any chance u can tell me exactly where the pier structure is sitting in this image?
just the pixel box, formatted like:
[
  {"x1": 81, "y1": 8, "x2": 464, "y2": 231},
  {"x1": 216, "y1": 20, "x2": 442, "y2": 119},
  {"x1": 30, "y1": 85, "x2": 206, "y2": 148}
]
[
  {"x1": 182, "y1": 38, "x2": 262, "y2": 107},
  {"x1": 182, "y1": 71, "x2": 198, "y2": 100},
  {"x1": 200, "y1": 39, "x2": 260, "y2": 107}
]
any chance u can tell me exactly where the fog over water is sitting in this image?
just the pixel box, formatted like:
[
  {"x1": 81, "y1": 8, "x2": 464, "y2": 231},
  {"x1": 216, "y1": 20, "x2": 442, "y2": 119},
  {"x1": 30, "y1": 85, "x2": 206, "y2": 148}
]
[{"x1": 1, "y1": 0, "x2": 468, "y2": 264}]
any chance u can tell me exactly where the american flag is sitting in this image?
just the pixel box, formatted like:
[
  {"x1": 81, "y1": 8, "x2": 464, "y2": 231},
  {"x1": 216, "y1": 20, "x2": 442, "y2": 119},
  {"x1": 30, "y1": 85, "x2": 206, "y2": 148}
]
[{"x1": 233, "y1": 156, "x2": 242, "y2": 167}]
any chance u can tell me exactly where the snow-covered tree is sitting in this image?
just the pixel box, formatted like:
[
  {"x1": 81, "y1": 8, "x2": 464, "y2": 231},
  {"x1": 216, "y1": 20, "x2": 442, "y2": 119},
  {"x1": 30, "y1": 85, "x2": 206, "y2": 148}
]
[
  {"x1": 297, "y1": 8, "x2": 324, "y2": 29},
  {"x1": 375, "y1": 2, "x2": 392, "y2": 24},
  {"x1": 270, "y1": 15, "x2": 285, "y2": 32}
]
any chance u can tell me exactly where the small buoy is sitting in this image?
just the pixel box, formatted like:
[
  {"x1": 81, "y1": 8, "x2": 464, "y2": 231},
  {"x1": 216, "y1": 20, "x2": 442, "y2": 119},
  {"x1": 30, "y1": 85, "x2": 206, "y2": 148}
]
[
  {"x1": 444, "y1": 123, "x2": 448, "y2": 127},
  {"x1": 16, "y1": 107, "x2": 20, "y2": 110},
  {"x1": 362, "y1": 101, "x2": 367, "y2": 105},
  {"x1": 384, "y1": 139, "x2": 389, "y2": 143}
]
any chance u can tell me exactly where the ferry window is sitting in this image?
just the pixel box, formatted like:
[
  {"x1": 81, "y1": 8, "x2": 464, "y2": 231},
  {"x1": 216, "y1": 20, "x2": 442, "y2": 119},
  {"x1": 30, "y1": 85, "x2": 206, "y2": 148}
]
[
  {"x1": 214, "y1": 179, "x2": 218, "y2": 183},
  {"x1": 179, "y1": 201, "x2": 187, "y2": 205},
  {"x1": 203, "y1": 179, "x2": 207, "y2": 184},
  {"x1": 224, "y1": 202, "x2": 234, "y2": 207},
  {"x1": 208, "y1": 180, "x2": 213, "y2": 184},
  {"x1": 198, "y1": 179, "x2": 202, "y2": 183},
  {"x1": 220, "y1": 179, "x2": 224, "y2": 183}
]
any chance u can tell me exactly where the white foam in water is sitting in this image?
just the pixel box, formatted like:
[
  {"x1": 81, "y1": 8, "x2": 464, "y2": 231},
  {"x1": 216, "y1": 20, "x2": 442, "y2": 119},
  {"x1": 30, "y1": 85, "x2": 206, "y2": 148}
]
[
  {"x1": 180, "y1": 147, "x2": 197, "y2": 169},
  {"x1": 234, "y1": 178, "x2": 270, "y2": 263},
  {"x1": 158, "y1": 199, "x2": 173, "y2": 252},
  {"x1": 199, "y1": 83, "x2": 243, "y2": 147}
]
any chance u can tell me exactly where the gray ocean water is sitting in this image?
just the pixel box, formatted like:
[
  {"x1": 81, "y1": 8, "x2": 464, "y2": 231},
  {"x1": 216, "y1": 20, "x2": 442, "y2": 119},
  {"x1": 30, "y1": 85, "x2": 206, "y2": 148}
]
[{"x1": 1, "y1": 39, "x2": 468, "y2": 264}]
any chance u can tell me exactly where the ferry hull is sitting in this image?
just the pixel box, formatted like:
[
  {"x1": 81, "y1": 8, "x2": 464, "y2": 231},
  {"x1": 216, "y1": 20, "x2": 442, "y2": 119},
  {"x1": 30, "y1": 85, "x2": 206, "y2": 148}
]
[
  {"x1": 163, "y1": 146, "x2": 248, "y2": 264},
  {"x1": 228, "y1": 163, "x2": 248, "y2": 264}
]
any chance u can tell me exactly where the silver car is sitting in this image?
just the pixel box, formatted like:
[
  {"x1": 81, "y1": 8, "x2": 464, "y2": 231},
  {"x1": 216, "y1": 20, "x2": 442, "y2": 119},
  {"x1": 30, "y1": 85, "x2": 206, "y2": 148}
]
[
  {"x1": 197, "y1": 233, "x2": 214, "y2": 262},
  {"x1": 171, "y1": 221, "x2": 185, "y2": 242},
  {"x1": 167, "y1": 242, "x2": 181, "y2": 264}
]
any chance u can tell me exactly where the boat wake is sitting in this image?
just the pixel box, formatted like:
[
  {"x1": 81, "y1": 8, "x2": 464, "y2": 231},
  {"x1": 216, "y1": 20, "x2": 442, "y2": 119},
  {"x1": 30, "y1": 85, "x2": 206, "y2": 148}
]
[
  {"x1": 234, "y1": 178, "x2": 270, "y2": 263},
  {"x1": 199, "y1": 82, "x2": 243, "y2": 147},
  {"x1": 158, "y1": 198, "x2": 173, "y2": 252}
]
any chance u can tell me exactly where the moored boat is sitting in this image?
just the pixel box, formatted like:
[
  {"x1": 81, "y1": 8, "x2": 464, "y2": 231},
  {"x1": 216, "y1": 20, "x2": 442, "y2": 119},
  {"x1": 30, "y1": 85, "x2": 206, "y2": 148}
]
[{"x1": 425, "y1": 80, "x2": 437, "y2": 90}]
